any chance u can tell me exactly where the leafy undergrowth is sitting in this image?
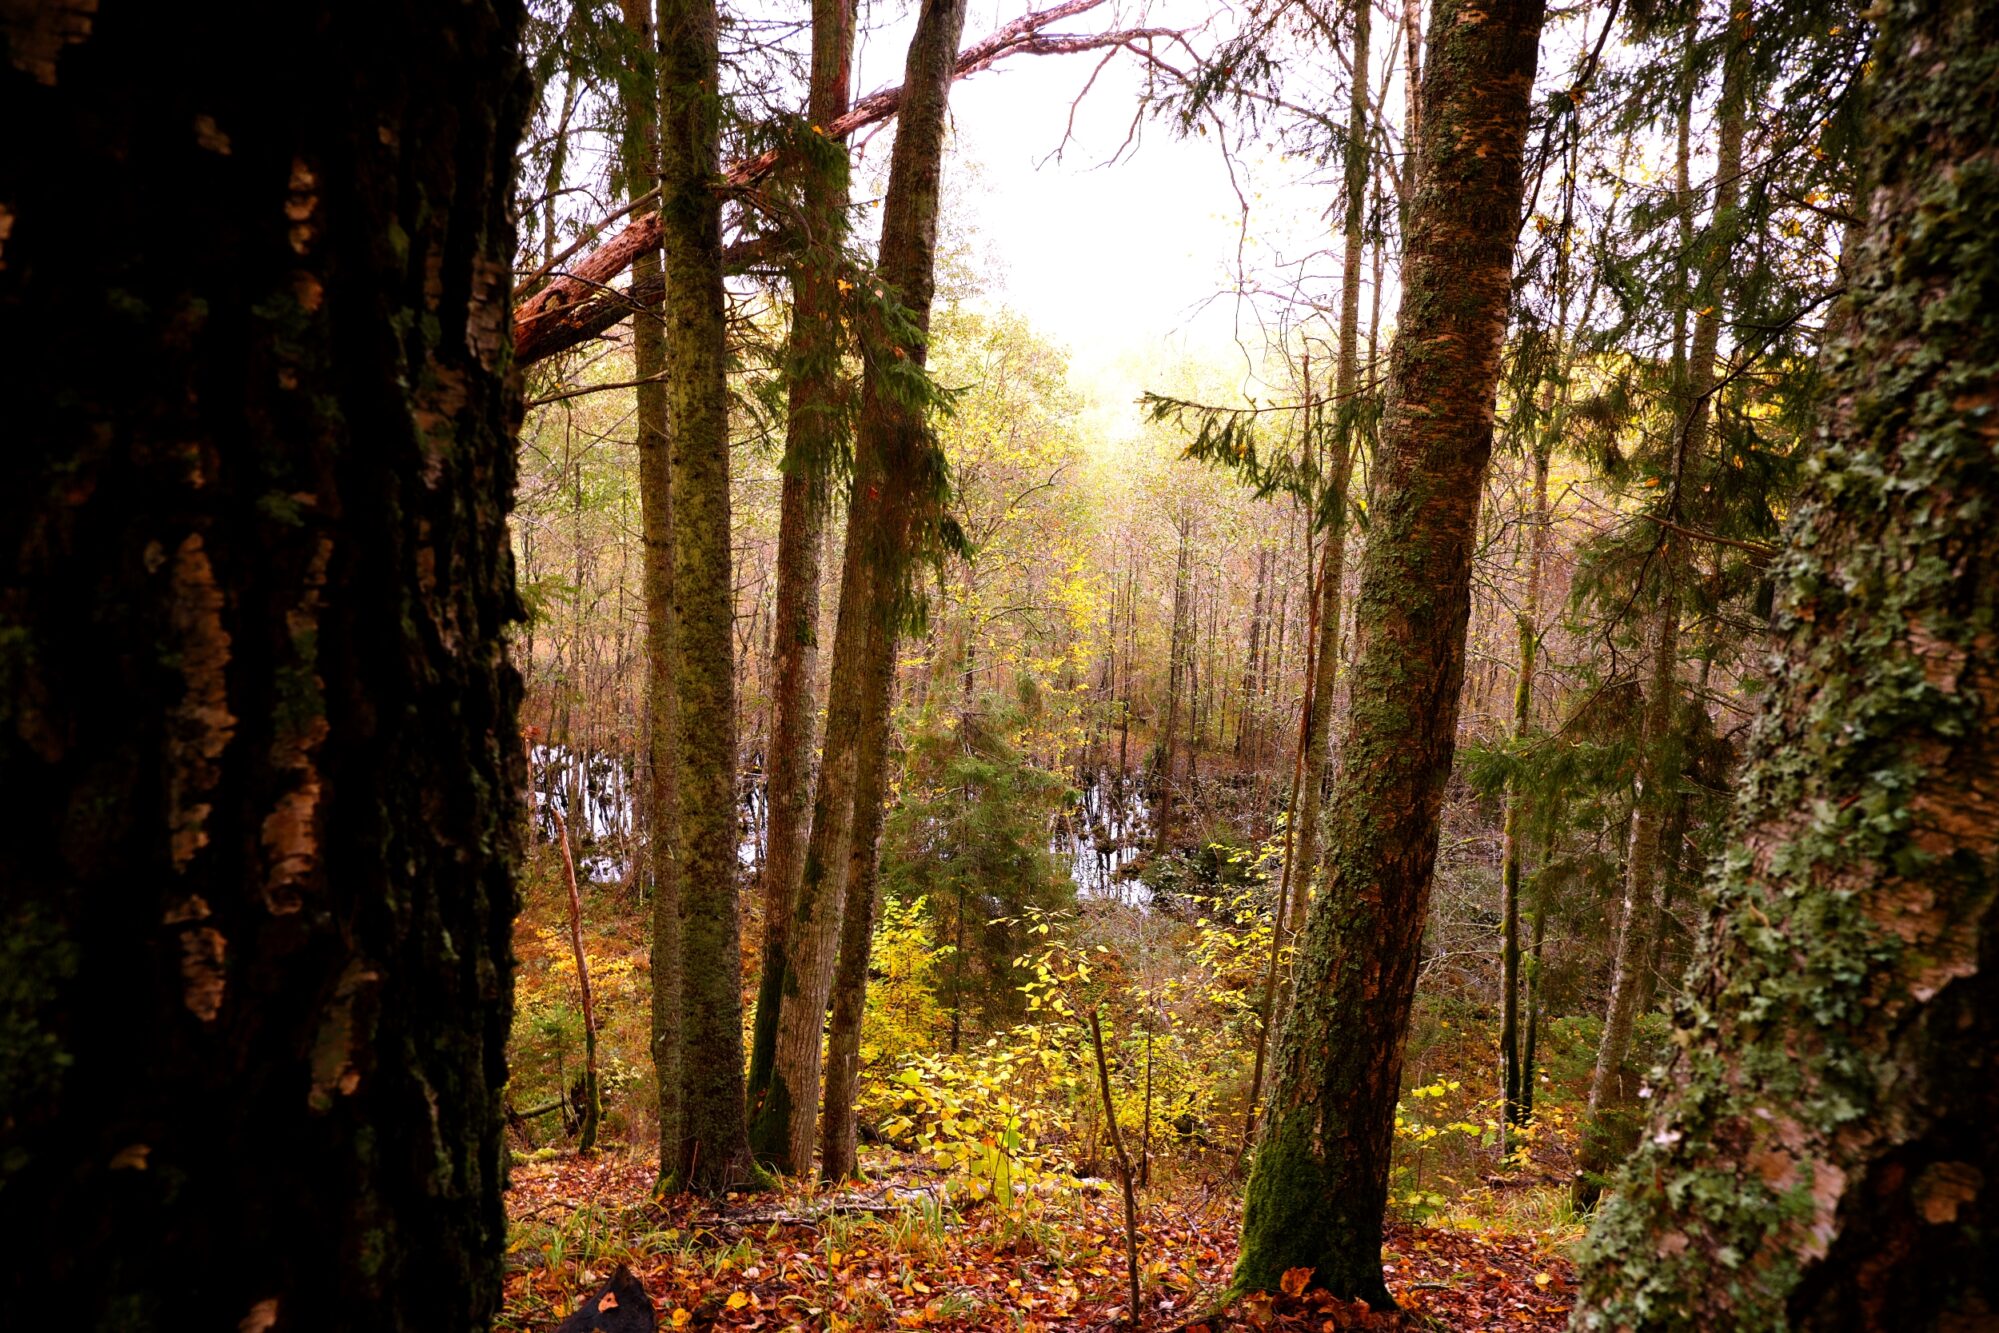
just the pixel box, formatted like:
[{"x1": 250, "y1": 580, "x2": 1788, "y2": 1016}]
[{"x1": 500, "y1": 1148, "x2": 1579, "y2": 1331}]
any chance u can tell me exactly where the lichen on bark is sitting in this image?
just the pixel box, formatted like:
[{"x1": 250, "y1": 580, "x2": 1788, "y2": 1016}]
[{"x1": 1571, "y1": 0, "x2": 1999, "y2": 1323}]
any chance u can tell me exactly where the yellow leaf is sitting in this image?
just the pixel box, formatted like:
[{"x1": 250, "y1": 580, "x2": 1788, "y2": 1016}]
[
  {"x1": 671, "y1": 1309, "x2": 692, "y2": 1328},
  {"x1": 727, "y1": 1291, "x2": 750, "y2": 1309},
  {"x1": 1534, "y1": 1272, "x2": 1552, "y2": 1288}
]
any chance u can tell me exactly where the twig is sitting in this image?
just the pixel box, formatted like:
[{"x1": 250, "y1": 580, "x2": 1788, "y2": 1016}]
[{"x1": 1089, "y1": 1009, "x2": 1143, "y2": 1325}]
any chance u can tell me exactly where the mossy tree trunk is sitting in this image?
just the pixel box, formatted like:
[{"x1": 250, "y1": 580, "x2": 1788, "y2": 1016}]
[
  {"x1": 615, "y1": 0, "x2": 687, "y2": 1185},
  {"x1": 1572, "y1": 0, "x2": 1999, "y2": 1323},
  {"x1": 0, "y1": 3, "x2": 525, "y2": 1325},
  {"x1": 817, "y1": 0, "x2": 969, "y2": 1183},
  {"x1": 658, "y1": 0, "x2": 756, "y2": 1193},
  {"x1": 1232, "y1": 0, "x2": 1544, "y2": 1302},
  {"x1": 745, "y1": 0, "x2": 854, "y2": 1137}
]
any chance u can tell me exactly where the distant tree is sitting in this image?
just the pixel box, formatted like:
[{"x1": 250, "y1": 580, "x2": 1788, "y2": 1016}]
[
  {"x1": 880, "y1": 701, "x2": 1074, "y2": 1042},
  {"x1": 0, "y1": 3, "x2": 523, "y2": 1327},
  {"x1": 1572, "y1": 0, "x2": 1999, "y2": 1322}
]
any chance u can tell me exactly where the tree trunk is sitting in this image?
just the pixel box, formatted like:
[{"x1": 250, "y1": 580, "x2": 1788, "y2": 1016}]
[
  {"x1": 615, "y1": 0, "x2": 687, "y2": 1190},
  {"x1": 1279, "y1": 0, "x2": 1369, "y2": 960},
  {"x1": 1232, "y1": 0, "x2": 1544, "y2": 1300},
  {"x1": 1573, "y1": 0, "x2": 1999, "y2": 1321},
  {"x1": 554, "y1": 807, "x2": 602, "y2": 1152},
  {"x1": 816, "y1": 0, "x2": 970, "y2": 1183},
  {"x1": 746, "y1": 0, "x2": 853, "y2": 1124},
  {"x1": 658, "y1": 0, "x2": 756, "y2": 1193},
  {"x1": 1519, "y1": 894, "x2": 1548, "y2": 1121},
  {"x1": 0, "y1": 3, "x2": 524, "y2": 1325},
  {"x1": 1500, "y1": 437, "x2": 1550, "y2": 1131},
  {"x1": 1573, "y1": 15, "x2": 1745, "y2": 1207},
  {"x1": 1238, "y1": 545, "x2": 1269, "y2": 758},
  {"x1": 1154, "y1": 516, "x2": 1192, "y2": 853},
  {"x1": 1574, "y1": 539, "x2": 1682, "y2": 1203}
]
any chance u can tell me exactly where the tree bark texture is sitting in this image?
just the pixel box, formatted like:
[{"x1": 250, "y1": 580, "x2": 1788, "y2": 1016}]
[
  {"x1": 746, "y1": 0, "x2": 853, "y2": 1123},
  {"x1": 1572, "y1": 0, "x2": 1999, "y2": 1323},
  {"x1": 1232, "y1": 0, "x2": 1544, "y2": 1301},
  {"x1": 0, "y1": 3, "x2": 525, "y2": 1326},
  {"x1": 658, "y1": 0, "x2": 756, "y2": 1192}
]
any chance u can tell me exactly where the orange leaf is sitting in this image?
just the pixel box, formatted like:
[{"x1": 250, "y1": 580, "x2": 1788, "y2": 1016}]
[{"x1": 1280, "y1": 1267, "x2": 1314, "y2": 1298}]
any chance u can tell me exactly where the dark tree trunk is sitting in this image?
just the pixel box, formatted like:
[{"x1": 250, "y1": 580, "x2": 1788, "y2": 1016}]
[
  {"x1": 657, "y1": 0, "x2": 756, "y2": 1193},
  {"x1": 1501, "y1": 438, "x2": 1550, "y2": 1132},
  {"x1": 1573, "y1": 0, "x2": 1999, "y2": 1323},
  {"x1": 0, "y1": 4, "x2": 525, "y2": 1326},
  {"x1": 1232, "y1": 0, "x2": 1544, "y2": 1301},
  {"x1": 817, "y1": 0, "x2": 970, "y2": 1182},
  {"x1": 745, "y1": 0, "x2": 853, "y2": 1127}
]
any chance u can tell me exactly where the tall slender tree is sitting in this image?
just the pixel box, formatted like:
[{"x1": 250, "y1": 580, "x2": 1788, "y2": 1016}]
[
  {"x1": 1573, "y1": 10, "x2": 1748, "y2": 1207},
  {"x1": 746, "y1": 0, "x2": 856, "y2": 1132},
  {"x1": 657, "y1": 0, "x2": 756, "y2": 1192},
  {"x1": 0, "y1": 2, "x2": 525, "y2": 1324},
  {"x1": 614, "y1": 0, "x2": 689, "y2": 1192},
  {"x1": 1574, "y1": 0, "x2": 1999, "y2": 1319},
  {"x1": 1233, "y1": 0, "x2": 1545, "y2": 1300},
  {"x1": 819, "y1": 0, "x2": 971, "y2": 1182}
]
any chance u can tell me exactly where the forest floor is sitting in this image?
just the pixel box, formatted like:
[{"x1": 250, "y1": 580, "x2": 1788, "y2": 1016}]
[{"x1": 499, "y1": 1146, "x2": 1583, "y2": 1331}]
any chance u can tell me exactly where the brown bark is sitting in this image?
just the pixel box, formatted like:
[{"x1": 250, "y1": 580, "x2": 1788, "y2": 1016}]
[
  {"x1": 1233, "y1": 0, "x2": 1544, "y2": 1300},
  {"x1": 0, "y1": 3, "x2": 525, "y2": 1323}
]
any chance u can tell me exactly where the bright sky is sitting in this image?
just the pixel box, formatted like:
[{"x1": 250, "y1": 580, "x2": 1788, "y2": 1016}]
[{"x1": 846, "y1": 0, "x2": 1351, "y2": 438}]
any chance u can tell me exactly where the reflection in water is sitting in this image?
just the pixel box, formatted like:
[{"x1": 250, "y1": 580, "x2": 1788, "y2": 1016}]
[
  {"x1": 1051, "y1": 768, "x2": 1153, "y2": 906},
  {"x1": 527, "y1": 747, "x2": 1155, "y2": 907}
]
